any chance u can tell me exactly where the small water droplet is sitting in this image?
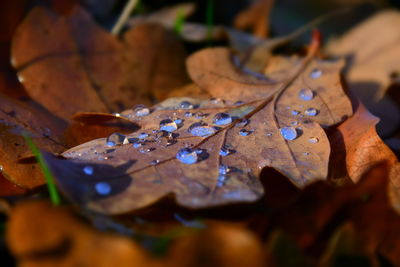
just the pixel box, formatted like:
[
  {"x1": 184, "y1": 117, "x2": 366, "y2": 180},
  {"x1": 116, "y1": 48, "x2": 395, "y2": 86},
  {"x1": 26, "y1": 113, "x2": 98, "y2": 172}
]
[
  {"x1": 235, "y1": 119, "x2": 249, "y2": 127},
  {"x1": 113, "y1": 112, "x2": 121, "y2": 118},
  {"x1": 310, "y1": 68, "x2": 322, "y2": 79},
  {"x1": 133, "y1": 142, "x2": 142, "y2": 148},
  {"x1": 138, "y1": 132, "x2": 148, "y2": 139},
  {"x1": 194, "y1": 112, "x2": 207, "y2": 119},
  {"x1": 176, "y1": 148, "x2": 198, "y2": 164},
  {"x1": 299, "y1": 89, "x2": 314, "y2": 101},
  {"x1": 291, "y1": 110, "x2": 300, "y2": 115},
  {"x1": 279, "y1": 127, "x2": 298, "y2": 140},
  {"x1": 160, "y1": 119, "x2": 178, "y2": 132},
  {"x1": 184, "y1": 112, "x2": 193, "y2": 117},
  {"x1": 95, "y1": 182, "x2": 111, "y2": 195},
  {"x1": 180, "y1": 101, "x2": 194, "y2": 109},
  {"x1": 134, "y1": 104, "x2": 150, "y2": 117},
  {"x1": 308, "y1": 137, "x2": 319, "y2": 143},
  {"x1": 303, "y1": 152, "x2": 310, "y2": 156},
  {"x1": 83, "y1": 166, "x2": 94, "y2": 175},
  {"x1": 220, "y1": 145, "x2": 235, "y2": 156},
  {"x1": 213, "y1": 113, "x2": 232, "y2": 125},
  {"x1": 188, "y1": 122, "x2": 216, "y2": 137},
  {"x1": 174, "y1": 118, "x2": 183, "y2": 125},
  {"x1": 291, "y1": 121, "x2": 298, "y2": 126},
  {"x1": 210, "y1": 98, "x2": 225, "y2": 104},
  {"x1": 234, "y1": 100, "x2": 244, "y2": 106},
  {"x1": 239, "y1": 129, "x2": 253, "y2": 136},
  {"x1": 219, "y1": 165, "x2": 230, "y2": 175},
  {"x1": 43, "y1": 128, "x2": 51, "y2": 137},
  {"x1": 266, "y1": 132, "x2": 273, "y2": 137},
  {"x1": 305, "y1": 108, "x2": 318, "y2": 116},
  {"x1": 151, "y1": 159, "x2": 160, "y2": 165},
  {"x1": 106, "y1": 132, "x2": 126, "y2": 146},
  {"x1": 140, "y1": 147, "x2": 155, "y2": 153}
]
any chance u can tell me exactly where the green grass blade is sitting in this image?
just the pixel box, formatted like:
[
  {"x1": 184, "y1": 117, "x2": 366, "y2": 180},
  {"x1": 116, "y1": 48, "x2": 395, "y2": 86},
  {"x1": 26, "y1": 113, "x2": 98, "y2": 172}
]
[
  {"x1": 174, "y1": 8, "x2": 186, "y2": 35},
  {"x1": 23, "y1": 134, "x2": 61, "y2": 205}
]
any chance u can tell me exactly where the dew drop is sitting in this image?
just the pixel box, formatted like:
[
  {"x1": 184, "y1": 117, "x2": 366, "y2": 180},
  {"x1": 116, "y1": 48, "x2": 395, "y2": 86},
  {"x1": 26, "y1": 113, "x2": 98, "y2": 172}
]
[
  {"x1": 291, "y1": 110, "x2": 300, "y2": 115},
  {"x1": 160, "y1": 119, "x2": 178, "y2": 132},
  {"x1": 239, "y1": 129, "x2": 253, "y2": 136},
  {"x1": 305, "y1": 108, "x2": 318, "y2": 116},
  {"x1": 138, "y1": 132, "x2": 148, "y2": 139},
  {"x1": 291, "y1": 121, "x2": 299, "y2": 126},
  {"x1": 95, "y1": 182, "x2": 111, "y2": 195},
  {"x1": 106, "y1": 132, "x2": 126, "y2": 146},
  {"x1": 83, "y1": 166, "x2": 94, "y2": 175},
  {"x1": 188, "y1": 122, "x2": 216, "y2": 137},
  {"x1": 213, "y1": 113, "x2": 232, "y2": 125},
  {"x1": 17, "y1": 75, "x2": 24, "y2": 83},
  {"x1": 134, "y1": 105, "x2": 150, "y2": 117},
  {"x1": 220, "y1": 145, "x2": 235, "y2": 156},
  {"x1": 219, "y1": 165, "x2": 230, "y2": 175},
  {"x1": 310, "y1": 68, "x2": 322, "y2": 79},
  {"x1": 133, "y1": 142, "x2": 142, "y2": 148},
  {"x1": 308, "y1": 137, "x2": 319, "y2": 144},
  {"x1": 279, "y1": 127, "x2": 298, "y2": 140},
  {"x1": 234, "y1": 100, "x2": 244, "y2": 106},
  {"x1": 266, "y1": 132, "x2": 273, "y2": 137},
  {"x1": 210, "y1": 98, "x2": 225, "y2": 104},
  {"x1": 298, "y1": 89, "x2": 314, "y2": 101},
  {"x1": 303, "y1": 152, "x2": 310, "y2": 156},
  {"x1": 235, "y1": 119, "x2": 249, "y2": 128},
  {"x1": 184, "y1": 112, "x2": 193, "y2": 117},
  {"x1": 180, "y1": 101, "x2": 194, "y2": 109},
  {"x1": 151, "y1": 159, "x2": 160, "y2": 165},
  {"x1": 176, "y1": 148, "x2": 198, "y2": 164},
  {"x1": 174, "y1": 118, "x2": 183, "y2": 125}
]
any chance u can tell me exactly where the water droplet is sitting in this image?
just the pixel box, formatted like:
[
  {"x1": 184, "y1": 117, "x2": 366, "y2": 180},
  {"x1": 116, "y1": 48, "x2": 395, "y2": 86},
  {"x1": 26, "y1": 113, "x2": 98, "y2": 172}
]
[
  {"x1": 113, "y1": 112, "x2": 121, "y2": 118},
  {"x1": 279, "y1": 127, "x2": 298, "y2": 140},
  {"x1": 138, "y1": 132, "x2": 148, "y2": 139},
  {"x1": 133, "y1": 142, "x2": 142, "y2": 148},
  {"x1": 291, "y1": 110, "x2": 300, "y2": 116},
  {"x1": 213, "y1": 113, "x2": 232, "y2": 125},
  {"x1": 299, "y1": 89, "x2": 314, "y2": 101},
  {"x1": 17, "y1": 75, "x2": 24, "y2": 83},
  {"x1": 234, "y1": 100, "x2": 244, "y2": 106},
  {"x1": 194, "y1": 112, "x2": 207, "y2": 119},
  {"x1": 174, "y1": 118, "x2": 183, "y2": 125},
  {"x1": 303, "y1": 152, "x2": 310, "y2": 156},
  {"x1": 310, "y1": 68, "x2": 322, "y2": 79},
  {"x1": 134, "y1": 105, "x2": 150, "y2": 117},
  {"x1": 188, "y1": 122, "x2": 216, "y2": 137},
  {"x1": 210, "y1": 98, "x2": 225, "y2": 104},
  {"x1": 140, "y1": 147, "x2": 155, "y2": 153},
  {"x1": 83, "y1": 166, "x2": 94, "y2": 175},
  {"x1": 235, "y1": 119, "x2": 249, "y2": 128},
  {"x1": 219, "y1": 165, "x2": 230, "y2": 175},
  {"x1": 151, "y1": 159, "x2": 160, "y2": 165},
  {"x1": 220, "y1": 145, "x2": 235, "y2": 156},
  {"x1": 176, "y1": 148, "x2": 198, "y2": 164},
  {"x1": 308, "y1": 137, "x2": 319, "y2": 143},
  {"x1": 106, "y1": 132, "x2": 126, "y2": 146},
  {"x1": 180, "y1": 101, "x2": 194, "y2": 109},
  {"x1": 266, "y1": 132, "x2": 273, "y2": 137},
  {"x1": 160, "y1": 119, "x2": 178, "y2": 132},
  {"x1": 95, "y1": 182, "x2": 111, "y2": 195},
  {"x1": 291, "y1": 121, "x2": 298, "y2": 126},
  {"x1": 305, "y1": 108, "x2": 318, "y2": 116},
  {"x1": 184, "y1": 112, "x2": 193, "y2": 117},
  {"x1": 239, "y1": 129, "x2": 253, "y2": 136}
]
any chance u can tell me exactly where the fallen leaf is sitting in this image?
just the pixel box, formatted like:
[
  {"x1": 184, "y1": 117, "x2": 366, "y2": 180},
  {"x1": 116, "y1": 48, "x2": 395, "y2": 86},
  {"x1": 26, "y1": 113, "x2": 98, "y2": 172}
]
[
  {"x1": 6, "y1": 201, "x2": 157, "y2": 267},
  {"x1": 11, "y1": 6, "x2": 189, "y2": 120},
  {"x1": 0, "y1": 94, "x2": 67, "y2": 190}
]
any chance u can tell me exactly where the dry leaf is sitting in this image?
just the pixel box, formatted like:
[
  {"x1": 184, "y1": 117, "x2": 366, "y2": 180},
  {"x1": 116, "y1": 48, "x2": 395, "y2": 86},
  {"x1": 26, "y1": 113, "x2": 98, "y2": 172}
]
[{"x1": 11, "y1": 7, "x2": 189, "y2": 120}]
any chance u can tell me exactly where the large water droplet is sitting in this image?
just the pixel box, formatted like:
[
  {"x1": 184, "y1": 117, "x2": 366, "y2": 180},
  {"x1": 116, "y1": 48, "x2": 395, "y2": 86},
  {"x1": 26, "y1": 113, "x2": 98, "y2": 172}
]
[
  {"x1": 134, "y1": 104, "x2": 150, "y2": 117},
  {"x1": 188, "y1": 122, "x2": 216, "y2": 137},
  {"x1": 160, "y1": 119, "x2": 178, "y2": 132},
  {"x1": 106, "y1": 132, "x2": 126, "y2": 146},
  {"x1": 298, "y1": 89, "x2": 314, "y2": 101},
  {"x1": 310, "y1": 68, "x2": 322, "y2": 79},
  {"x1": 279, "y1": 127, "x2": 298, "y2": 140},
  {"x1": 239, "y1": 129, "x2": 253, "y2": 136},
  {"x1": 180, "y1": 101, "x2": 194, "y2": 109},
  {"x1": 308, "y1": 137, "x2": 319, "y2": 143},
  {"x1": 95, "y1": 182, "x2": 111, "y2": 195},
  {"x1": 305, "y1": 108, "x2": 318, "y2": 116},
  {"x1": 83, "y1": 166, "x2": 94, "y2": 175},
  {"x1": 176, "y1": 148, "x2": 198, "y2": 164},
  {"x1": 220, "y1": 145, "x2": 235, "y2": 156},
  {"x1": 213, "y1": 113, "x2": 232, "y2": 125}
]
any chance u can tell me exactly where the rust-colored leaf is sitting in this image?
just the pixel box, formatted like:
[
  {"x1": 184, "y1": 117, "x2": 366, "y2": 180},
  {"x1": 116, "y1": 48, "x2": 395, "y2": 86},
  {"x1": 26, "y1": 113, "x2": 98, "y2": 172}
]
[
  {"x1": 42, "y1": 34, "x2": 353, "y2": 214},
  {"x1": 11, "y1": 7, "x2": 189, "y2": 121}
]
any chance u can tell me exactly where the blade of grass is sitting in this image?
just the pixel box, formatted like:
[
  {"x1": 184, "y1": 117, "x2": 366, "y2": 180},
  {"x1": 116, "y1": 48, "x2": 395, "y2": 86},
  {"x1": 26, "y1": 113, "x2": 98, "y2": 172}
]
[
  {"x1": 23, "y1": 134, "x2": 61, "y2": 205},
  {"x1": 111, "y1": 0, "x2": 139, "y2": 35},
  {"x1": 173, "y1": 8, "x2": 186, "y2": 35}
]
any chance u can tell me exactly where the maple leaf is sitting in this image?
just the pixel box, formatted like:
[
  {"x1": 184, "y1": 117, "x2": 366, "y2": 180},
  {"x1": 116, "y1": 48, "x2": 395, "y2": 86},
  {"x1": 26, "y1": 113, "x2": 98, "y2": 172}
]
[
  {"x1": 43, "y1": 33, "x2": 353, "y2": 214},
  {"x1": 11, "y1": 7, "x2": 189, "y2": 121}
]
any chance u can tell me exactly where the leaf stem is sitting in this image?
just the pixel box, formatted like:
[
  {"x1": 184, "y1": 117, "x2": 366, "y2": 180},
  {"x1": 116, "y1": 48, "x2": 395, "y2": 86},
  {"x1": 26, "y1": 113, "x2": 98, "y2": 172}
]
[
  {"x1": 111, "y1": 0, "x2": 139, "y2": 35},
  {"x1": 23, "y1": 134, "x2": 61, "y2": 205}
]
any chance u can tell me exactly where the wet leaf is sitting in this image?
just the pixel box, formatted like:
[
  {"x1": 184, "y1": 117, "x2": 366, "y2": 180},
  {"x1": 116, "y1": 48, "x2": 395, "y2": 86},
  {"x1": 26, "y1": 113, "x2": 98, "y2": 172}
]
[
  {"x1": 11, "y1": 7, "x2": 189, "y2": 120},
  {"x1": 43, "y1": 34, "x2": 353, "y2": 214},
  {"x1": 0, "y1": 94, "x2": 66, "y2": 190}
]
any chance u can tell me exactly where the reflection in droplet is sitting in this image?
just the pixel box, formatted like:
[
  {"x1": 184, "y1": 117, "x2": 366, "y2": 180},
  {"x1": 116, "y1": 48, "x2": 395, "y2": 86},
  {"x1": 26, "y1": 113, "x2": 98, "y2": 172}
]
[
  {"x1": 305, "y1": 108, "x2": 318, "y2": 116},
  {"x1": 279, "y1": 127, "x2": 298, "y2": 140},
  {"x1": 188, "y1": 122, "x2": 216, "y2": 137},
  {"x1": 176, "y1": 148, "x2": 198, "y2": 164},
  {"x1": 106, "y1": 132, "x2": 126, "y2": 146},
  {"x1": 95, "y1": 182, "x2": 111, "y2": 195},
  {"x1": 239, "y1": 129, "x2": 253, "y2": 136},
  {"x1": 308, "y1": 137, "x2": 319, "y2": 144},
  {"x1": 83, "y1": 166, "x2": 94, "y2": 175},
  {"x1": 213, "y1": 113, "x2": 232, "y2": 125},
  {"x1": 134, "y1": 104, "x2": 150, "y2": 117},
  {"x1": 299, "y1": 89, "x2": 314, "y2": 101},
  {"x1": 310, "y1": 68, "x2": 322, "y2": 79},
  {"x1": 160, "y1": 119, "x2": 178, "y2": 132}
]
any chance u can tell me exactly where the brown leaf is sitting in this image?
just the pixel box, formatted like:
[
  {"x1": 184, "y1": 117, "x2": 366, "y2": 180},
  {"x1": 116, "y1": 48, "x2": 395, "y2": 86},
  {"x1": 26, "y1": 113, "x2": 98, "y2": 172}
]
[
  {"x1": 6, "y1": 201, "x2": 157, "y2": 267},
  {"x1": 42, "y1": 35, "x2": 353, "y2": 214},
  {"x1": 0, "y1": 94, "x2": 67, "y2": 190},
  {"x1": 11, "y1": 7, "x2": 189, "y2": 121}
]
